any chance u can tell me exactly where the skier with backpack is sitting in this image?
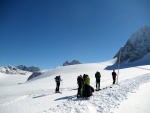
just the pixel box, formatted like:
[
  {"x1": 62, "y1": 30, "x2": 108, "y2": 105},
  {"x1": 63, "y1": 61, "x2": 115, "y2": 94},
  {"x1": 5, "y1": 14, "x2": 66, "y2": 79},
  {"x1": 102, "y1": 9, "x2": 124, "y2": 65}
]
[
  {"x1": 77, "y1": 75, "x2": 84, "y2": 98},
  {"x1": 54, "y1": 75, "x2": 62, "y2": 93},
  {"x1": 80, "y1": 74, "x2": 94, "y2": 98},
  {"x1": 95, "y1": 71, "x2": 101, "y2": 91}
]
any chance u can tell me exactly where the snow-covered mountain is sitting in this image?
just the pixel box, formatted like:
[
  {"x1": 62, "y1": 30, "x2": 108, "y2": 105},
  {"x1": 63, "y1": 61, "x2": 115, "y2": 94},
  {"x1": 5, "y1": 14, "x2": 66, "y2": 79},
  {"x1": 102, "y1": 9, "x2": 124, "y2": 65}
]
[
  {"x1": 114, "y1": 26, "x2": 150, "y2": 64},
  {"x1": 0, "y1": 66, "x2": 30, "y2": 75},
  {"x1": 17, "y1": 65, "x2": 40, "y2": 72},
  {"x1": 63, "y1": 60, "x2": 81, "y2": 66},
  {"x1": 0, "y1": 65, "x2": 41, "y2": 81},
  {"x1": 0, "y1": 65, "x2": 40, "y2": 76}
]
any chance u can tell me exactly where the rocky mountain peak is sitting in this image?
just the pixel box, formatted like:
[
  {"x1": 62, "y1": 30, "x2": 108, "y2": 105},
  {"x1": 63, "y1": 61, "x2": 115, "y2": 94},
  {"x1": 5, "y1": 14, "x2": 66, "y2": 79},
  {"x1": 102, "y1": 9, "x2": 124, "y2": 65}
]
[
  {"x1": 114, "y1": 26, "x2": 150, "y2": 63},
  {"x1": 63, "y1": 60, "x2": 81, "y2": 66}
]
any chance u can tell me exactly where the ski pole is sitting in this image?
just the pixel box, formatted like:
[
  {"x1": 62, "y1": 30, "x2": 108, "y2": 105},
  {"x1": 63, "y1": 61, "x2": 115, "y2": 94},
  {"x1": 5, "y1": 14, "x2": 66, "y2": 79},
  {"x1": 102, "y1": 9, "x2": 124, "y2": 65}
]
[{"x1": 61, "y1": 79, "x2": 63, "y2": 93}]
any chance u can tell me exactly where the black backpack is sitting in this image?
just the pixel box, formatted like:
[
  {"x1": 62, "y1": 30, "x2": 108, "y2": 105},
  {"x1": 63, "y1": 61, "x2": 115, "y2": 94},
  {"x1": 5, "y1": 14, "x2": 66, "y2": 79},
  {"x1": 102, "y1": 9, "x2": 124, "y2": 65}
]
[
  {"x1": 55, "y1": 76, "x2": 60, "y2": 82},
  {"x1": 95, "y1": 72, "x2": 101, "y2": 79},
  {"x1": 82, "y1": 84, "x2": 94, "y2": 97}
]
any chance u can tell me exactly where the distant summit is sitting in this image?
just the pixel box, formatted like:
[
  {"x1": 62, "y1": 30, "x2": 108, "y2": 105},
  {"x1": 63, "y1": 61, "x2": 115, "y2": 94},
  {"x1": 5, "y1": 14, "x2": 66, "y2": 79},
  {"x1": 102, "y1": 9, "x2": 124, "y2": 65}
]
[
  {"x1": 0, "y1": 65, "x2": 40, "y2": 77},
  {"x1": 0, "y1": 66, "x2": 30, "y2": 75},
  {"x1": 63, "y1": 60, "x2": 81, "y2": 66},
  {"x1": 114, "y1": 26, "x2": 150, "y2": 64},
  {"x1": 16, "y1": 65, "x2": 40, "y2": 72},
  {"x1": 0, "y1": 65, "x2": 42, "y2": 81}
]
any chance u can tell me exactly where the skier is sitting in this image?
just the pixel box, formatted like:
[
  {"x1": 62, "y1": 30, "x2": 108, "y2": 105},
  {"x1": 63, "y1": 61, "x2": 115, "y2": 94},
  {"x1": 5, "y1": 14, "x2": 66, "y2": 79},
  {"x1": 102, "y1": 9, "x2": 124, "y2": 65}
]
[
  {"x1": 54, "y1": 75, "x2": 62, "y2": 93},
  {"x1": 112, "y1": 70, "x2": 117, "y2": 84},
  {"x1": 81, "y1": 74, "x2": 94, "y2": 98},
  {"x1": 95, "y1": 71, "x2": 101, "y2": 91},
  {"x1": 77, "y1": 75, "x2": 83, "y2": 98}
]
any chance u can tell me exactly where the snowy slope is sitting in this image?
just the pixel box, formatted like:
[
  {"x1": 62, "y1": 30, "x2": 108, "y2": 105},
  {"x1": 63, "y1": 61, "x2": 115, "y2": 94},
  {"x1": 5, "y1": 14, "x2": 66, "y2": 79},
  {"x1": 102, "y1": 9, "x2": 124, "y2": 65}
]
[
  {"x1": 0, "y1": 58, "x2": 150, "y2": 113},
  {"x1": 115, "y1": 82, "x2": 150, "y2": 113}
]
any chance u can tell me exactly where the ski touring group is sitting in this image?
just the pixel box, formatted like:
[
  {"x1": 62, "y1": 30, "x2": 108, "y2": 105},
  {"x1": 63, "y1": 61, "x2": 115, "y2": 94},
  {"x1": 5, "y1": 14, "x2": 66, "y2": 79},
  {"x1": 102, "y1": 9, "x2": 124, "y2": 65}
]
[{"x1": 54, "y1": 70, "x2": 117, "y2": 98}]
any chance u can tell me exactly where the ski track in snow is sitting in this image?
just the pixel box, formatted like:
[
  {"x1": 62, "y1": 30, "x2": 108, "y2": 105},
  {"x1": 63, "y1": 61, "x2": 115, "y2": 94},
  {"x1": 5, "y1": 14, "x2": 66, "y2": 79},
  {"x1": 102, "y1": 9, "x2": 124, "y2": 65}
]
[
  {"x1": 40, "y1": 73, "x2": 150, "y2": 113},
  {"x1": 0, "y1": 87, "x2": 75, "y2": 107},
  {"x1": 0, "y1": 89, "x2": 54, "y2": 106},
  {"x1": 0, "y1": 95, "x2": 29, "y2": 106}
]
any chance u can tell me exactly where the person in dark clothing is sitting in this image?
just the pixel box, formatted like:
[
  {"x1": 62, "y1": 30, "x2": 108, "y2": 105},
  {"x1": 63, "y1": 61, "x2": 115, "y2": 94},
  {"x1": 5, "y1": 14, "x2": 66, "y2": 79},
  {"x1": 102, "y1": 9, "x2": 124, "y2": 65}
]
[
  {"x1": 112, "y1": 70, "x2": 117, "y2": 84},
  {"x1": 95, "y1": 71, "x2": 101, "y2": 90},
  {"x1": 54, "y1": 75, "x2": 62, "y2": 93},
  {"x1": 77, "y1": 75, "x2": 83, "y2": 97}
]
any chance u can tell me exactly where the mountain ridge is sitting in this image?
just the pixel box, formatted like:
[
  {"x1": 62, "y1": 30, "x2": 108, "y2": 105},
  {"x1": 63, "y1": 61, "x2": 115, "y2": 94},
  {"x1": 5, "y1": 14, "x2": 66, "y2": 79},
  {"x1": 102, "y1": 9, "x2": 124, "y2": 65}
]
[
  {"x1": 114, "y1": 26, "x2": 150, "y2": 64},
  {"x1": 0, "y1": 66, "x2": 31, "y2": 75}
]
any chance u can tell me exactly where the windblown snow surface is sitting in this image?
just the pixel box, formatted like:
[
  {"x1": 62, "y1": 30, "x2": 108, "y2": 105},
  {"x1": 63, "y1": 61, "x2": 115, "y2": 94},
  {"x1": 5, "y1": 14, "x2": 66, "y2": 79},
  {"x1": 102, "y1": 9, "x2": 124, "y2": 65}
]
[{"x1": 0, "y1": 57, "x2": 150, "y2": 113}]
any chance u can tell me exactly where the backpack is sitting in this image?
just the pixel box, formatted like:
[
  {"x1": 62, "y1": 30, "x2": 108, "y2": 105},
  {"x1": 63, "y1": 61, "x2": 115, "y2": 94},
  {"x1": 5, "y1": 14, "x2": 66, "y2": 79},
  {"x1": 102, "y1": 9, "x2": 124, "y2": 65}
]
[
  {"x1": 95, "y1": 72, "x2": 101, "y2": 79},
  {"x1": 55, "y1": 76, "x2": 60, "y2": 82},
  {"x1": 84, "y1": 75, "x2": 90, "y2": 85},
  {"x1": 81, "y1": 84, "x2": 94, "y2": 97}
]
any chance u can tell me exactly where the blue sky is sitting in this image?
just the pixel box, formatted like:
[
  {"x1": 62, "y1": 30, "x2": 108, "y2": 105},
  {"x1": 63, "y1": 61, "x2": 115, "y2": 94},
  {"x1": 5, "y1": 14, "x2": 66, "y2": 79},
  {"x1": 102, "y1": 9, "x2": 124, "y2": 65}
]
[{"x1": 0, "y1": 0, "x2": 150, "y2": 69}]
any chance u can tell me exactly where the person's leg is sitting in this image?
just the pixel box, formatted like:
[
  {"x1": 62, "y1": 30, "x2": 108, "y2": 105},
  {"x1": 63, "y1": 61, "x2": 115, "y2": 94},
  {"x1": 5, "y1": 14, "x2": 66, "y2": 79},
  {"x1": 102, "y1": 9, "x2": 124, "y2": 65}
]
[
  {"x1": 114, "y1": 77, "x2": 116, "y2": 84},
  {"x1": 113, "y1": 77, "x2": 115, "y2": 84},
  {"x1": 96, "y1": 79, "x2": 98, "y2": 90},
  {"x1": 98, "y1": 79, "x2": 100, "y2": 90},
  {"x1": 79, "y1": 84, "x2": 82, "y2": 92},
  {"x1": 96, "y1": 83, "x2": 97, "y2": 89},
  {"x1": 55, "y1": 82, "x2": 58, "y2": 92},
  {"x1": 98, "y1": 83, "x2": 100, "y2": 90},
  {"x1": 77, "y1": 84, "x2": 82, "y2": 97},
  {"x1": 77, "y1": 84, "x2": 80, "y2": 94},
  {"x1": 57, "y1": 82, "x2": 60, "y2": 92}
]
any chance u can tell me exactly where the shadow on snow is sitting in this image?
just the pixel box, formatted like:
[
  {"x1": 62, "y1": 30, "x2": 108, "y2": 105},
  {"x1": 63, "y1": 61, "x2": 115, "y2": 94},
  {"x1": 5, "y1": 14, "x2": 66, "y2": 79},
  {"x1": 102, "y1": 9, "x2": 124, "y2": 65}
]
[{"x1": 105, "y1": 62, "x2": 150, "y2": 70}]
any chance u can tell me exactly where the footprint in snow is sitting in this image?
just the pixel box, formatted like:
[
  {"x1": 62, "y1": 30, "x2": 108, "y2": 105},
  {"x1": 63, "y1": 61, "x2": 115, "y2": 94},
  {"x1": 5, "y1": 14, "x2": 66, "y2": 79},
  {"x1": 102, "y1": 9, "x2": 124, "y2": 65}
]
[{"x1": 87, "y1": 103, "x2": 97, "y2": 113}]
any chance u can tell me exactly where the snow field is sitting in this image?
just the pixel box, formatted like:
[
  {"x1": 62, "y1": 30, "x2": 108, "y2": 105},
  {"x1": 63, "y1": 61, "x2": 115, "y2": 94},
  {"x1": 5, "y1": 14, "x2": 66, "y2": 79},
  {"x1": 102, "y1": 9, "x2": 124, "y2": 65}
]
[
  {"x1": 42, "y1": 73, "x2": 150, "y2": 113},
  {"x1": 0, "y1": 59, "x2": 150, "y2": 113}
]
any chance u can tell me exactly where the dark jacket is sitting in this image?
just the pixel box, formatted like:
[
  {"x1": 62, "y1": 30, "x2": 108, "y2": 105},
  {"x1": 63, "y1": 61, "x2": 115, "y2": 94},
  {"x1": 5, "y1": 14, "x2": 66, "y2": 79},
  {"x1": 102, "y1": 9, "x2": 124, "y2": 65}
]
[
  {"x1": 77, "y1": 76, "x2": 83, "y2": 85},
  {"x1": 112, "y1": 72, "x2": 117, "y2": 78},
  {"x1": 95, "y1": 71, "x2": 101, "y2": 79}
]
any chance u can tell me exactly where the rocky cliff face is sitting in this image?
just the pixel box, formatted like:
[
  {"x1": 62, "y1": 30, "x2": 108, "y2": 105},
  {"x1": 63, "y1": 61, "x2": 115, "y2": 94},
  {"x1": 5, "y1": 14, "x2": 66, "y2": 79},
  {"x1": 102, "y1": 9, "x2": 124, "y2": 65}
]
[
  {"x1": 63, "y1": 60, "x2": 81, "y2": 66},
  {"x1": 0, "y1": 66, "x2": 30, "y2": 75},
  {"x1": 16, "y1": 65, "x2": 40, "y2": 72},
  {"x1": 114, "y1": 26, "x2": 150, "y2": 63},
  {"x1": 0, "y1": 65, "x2": 40, "y2": 76}
]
